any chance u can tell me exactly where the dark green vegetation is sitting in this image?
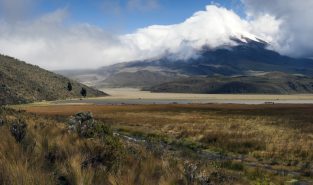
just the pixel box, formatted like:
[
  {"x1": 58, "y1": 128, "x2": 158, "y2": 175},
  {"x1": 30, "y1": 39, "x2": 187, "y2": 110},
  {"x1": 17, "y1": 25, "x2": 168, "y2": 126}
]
[
  {"x1": 0, "y1": 54, "x2": 106, "y2": 105},
  {"x1": 145, "y1": 72, "x2": 313, "y2": 94}
]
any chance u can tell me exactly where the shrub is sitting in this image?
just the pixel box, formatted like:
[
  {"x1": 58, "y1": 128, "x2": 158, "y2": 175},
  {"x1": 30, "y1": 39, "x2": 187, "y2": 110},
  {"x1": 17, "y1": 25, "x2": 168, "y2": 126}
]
[
  {"x1": 0, "y1": 118, "x2": 4, "y2": 126},
  {"x1": 10, "y1": 119, "x2": 27, "y2": 142},
  {"x1": 80, "y1": 88, "x2": 87, "y2": 98},
  {"x1": 67, "y1": 82, "x2": 73, "y2": 92}
]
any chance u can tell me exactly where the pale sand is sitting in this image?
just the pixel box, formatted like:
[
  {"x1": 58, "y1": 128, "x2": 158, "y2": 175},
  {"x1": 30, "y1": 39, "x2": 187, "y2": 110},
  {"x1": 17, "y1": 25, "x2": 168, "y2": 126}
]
[{"x1": 97, "y1": 88, "x2": 313, "y2": 101}]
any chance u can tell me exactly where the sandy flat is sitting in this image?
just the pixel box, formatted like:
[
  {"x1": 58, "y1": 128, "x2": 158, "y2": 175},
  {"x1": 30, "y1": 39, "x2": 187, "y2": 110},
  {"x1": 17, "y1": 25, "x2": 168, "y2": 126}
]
[
  {"x1": 25, "y1": 88, "x2": 313, "y2": 106},
  {"x1": 98, "y1": 88, "x2": 313, "y2": 100}
]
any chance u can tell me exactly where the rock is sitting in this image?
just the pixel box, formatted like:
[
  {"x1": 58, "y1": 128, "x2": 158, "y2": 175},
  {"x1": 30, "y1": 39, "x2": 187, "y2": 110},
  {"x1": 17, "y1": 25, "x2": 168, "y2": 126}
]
[
  {"x1": 10, "y1": 120, "x2": 27, "y2": 142},
  {"x1": 68, "y1": 112, "x2": 95, "y2": 137},
  {"x1": 75, "y1": 112, "x2": 93, "y2": 123}
]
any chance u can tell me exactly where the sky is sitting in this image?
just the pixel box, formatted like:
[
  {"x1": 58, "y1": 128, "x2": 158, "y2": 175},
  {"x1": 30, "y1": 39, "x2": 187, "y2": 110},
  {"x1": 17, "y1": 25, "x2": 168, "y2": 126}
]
[
  {"x1": 33, "y1": 0, "x2": 245, "y2": 33},
  {"x1": 0, "y1": 0, "x2": 312, "y2": 70}
]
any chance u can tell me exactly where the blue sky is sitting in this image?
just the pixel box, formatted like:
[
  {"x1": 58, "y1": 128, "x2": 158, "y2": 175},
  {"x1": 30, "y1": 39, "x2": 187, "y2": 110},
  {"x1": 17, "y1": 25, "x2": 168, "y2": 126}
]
[{"x1": 36, "y1": 0, "x2": 244, "y2": 33}]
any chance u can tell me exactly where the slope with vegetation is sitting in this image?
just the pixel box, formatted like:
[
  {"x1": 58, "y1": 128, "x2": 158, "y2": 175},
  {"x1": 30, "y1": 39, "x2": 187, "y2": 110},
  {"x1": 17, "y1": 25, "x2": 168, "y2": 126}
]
[
  {"x1": 145, "y1": 72, "x2": 313, "y2": 94},
  {"x1": 0, "y1": 55, "x2": 106, "y2": 105}
]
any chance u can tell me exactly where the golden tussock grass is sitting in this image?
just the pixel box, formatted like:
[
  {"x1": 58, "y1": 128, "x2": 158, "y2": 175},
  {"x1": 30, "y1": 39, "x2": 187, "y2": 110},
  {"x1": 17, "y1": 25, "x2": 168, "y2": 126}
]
[
  {"x1": 5, "y1": 104, "x2": 313, "y2": 184},
  {"x1": 1, "y1": 107, "x2": 251, "y2": 185},
  {"x1": 22, "y1": 104, "x2": 313, "y2": 161}
]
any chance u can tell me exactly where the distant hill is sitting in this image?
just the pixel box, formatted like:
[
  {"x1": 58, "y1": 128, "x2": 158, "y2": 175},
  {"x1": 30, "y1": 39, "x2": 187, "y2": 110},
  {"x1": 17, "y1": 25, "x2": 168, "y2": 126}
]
[
  {"x1": 0, "y1": 55, "x2": 106, "y2": 105},
  {"x1": 144, "y1": 72, "x2": 313, "y2": 94}
]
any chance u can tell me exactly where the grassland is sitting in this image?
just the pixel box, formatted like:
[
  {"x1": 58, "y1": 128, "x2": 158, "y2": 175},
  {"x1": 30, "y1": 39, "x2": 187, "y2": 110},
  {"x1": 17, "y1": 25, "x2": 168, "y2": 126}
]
[
  {"x1": 2, "y1": 107, "x2": 221, "y2": 185},
  {"x1": 16, "y1": 103, "x2": 313, "y2": 184}
]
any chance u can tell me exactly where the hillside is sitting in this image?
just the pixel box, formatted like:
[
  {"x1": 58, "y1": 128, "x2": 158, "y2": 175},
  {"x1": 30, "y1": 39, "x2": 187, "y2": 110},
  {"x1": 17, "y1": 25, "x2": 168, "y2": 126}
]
[
  {"x1": 0, "y1": 55, "x2": 106, "y2": 105},
  {"x1": 102, "y1": 70, "x2": 184, "y2": 88},
  {"x1": 144, "y1": 72, "x2": 313, "y2": 94}
]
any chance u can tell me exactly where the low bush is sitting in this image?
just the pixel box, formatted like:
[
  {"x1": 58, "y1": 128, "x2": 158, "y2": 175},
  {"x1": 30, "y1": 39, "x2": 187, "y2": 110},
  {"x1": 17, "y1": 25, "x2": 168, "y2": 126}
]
[{"x1": 9, "y1": 119, "x2": 27, "y2": 143}]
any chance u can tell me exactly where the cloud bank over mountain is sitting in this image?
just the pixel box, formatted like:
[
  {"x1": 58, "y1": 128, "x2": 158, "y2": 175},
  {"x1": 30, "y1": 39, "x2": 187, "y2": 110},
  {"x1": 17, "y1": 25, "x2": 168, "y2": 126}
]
[
  {"x1": 121, "y1": 5, "x2": 279, "y2": 61},
  {"x1": 0, "y1": 0, "x2": 311, "y2": 70},
  {"x1": 243, "y1": 0, "x2": 313, "y2": 59}
]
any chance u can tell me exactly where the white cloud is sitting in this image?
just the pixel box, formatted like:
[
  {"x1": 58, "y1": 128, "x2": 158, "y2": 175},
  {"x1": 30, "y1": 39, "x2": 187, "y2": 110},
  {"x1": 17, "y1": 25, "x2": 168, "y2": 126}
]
[
  {"x1": 0, "y1": 9, "x2": 136, "y2": 69},
  {"x1": 121, "y1": 5, "x2": 278, "y2": 61},
  {"x1": 243, "y1": 0, "x2": 313, "y2": 58}
]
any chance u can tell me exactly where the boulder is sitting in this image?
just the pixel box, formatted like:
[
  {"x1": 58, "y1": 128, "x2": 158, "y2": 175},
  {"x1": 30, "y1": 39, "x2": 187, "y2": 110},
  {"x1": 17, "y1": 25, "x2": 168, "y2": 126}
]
[
  {"x1": 75, "y1": 112, "x2": 93, "y2": 123},
  {"x1": 68, "y1": 112, "x2": 95, "y2": 137}
]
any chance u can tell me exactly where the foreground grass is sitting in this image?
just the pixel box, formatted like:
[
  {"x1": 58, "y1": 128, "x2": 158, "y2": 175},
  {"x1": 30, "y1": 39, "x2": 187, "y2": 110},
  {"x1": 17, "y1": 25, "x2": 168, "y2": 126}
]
[
  {"x1": 23, "y1": 104, "x2": 313, "y2": 160},
  {"x1": 1, "y1": 106, "x2": 252, "y2": 185},
  {"x1": 19, "y1": 104, "x2": 313, "y2": 183}
]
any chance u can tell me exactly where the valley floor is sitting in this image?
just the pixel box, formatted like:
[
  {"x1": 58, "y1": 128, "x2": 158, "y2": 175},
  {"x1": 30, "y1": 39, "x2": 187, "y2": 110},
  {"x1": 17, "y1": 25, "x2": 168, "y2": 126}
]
[
  {"x1": 102, "y1": 88, "x2": 313, "y2": 101},
  {"x1": 33, "y1": 88, "x2": 313, "y2": 105}
]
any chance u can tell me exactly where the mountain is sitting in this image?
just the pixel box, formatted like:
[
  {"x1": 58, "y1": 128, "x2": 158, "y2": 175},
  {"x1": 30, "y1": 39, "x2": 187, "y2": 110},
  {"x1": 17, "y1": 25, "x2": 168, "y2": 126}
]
[
  {"x1": 58, "y1": 37, "x2": 313, "y2": 93},
  {"x1": 0, "y1": 55, "x2": 106, "y2": 105},
  {"x1": 144, "y1": 72, "x2": 313, "y2": 94}
]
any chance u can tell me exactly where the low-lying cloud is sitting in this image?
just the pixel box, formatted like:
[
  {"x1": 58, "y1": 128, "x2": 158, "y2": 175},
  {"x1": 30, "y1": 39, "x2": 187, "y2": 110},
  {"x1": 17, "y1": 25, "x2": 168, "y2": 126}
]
[{"x1": 0, "y1": 1, "x2": 311, "y2": 70}]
